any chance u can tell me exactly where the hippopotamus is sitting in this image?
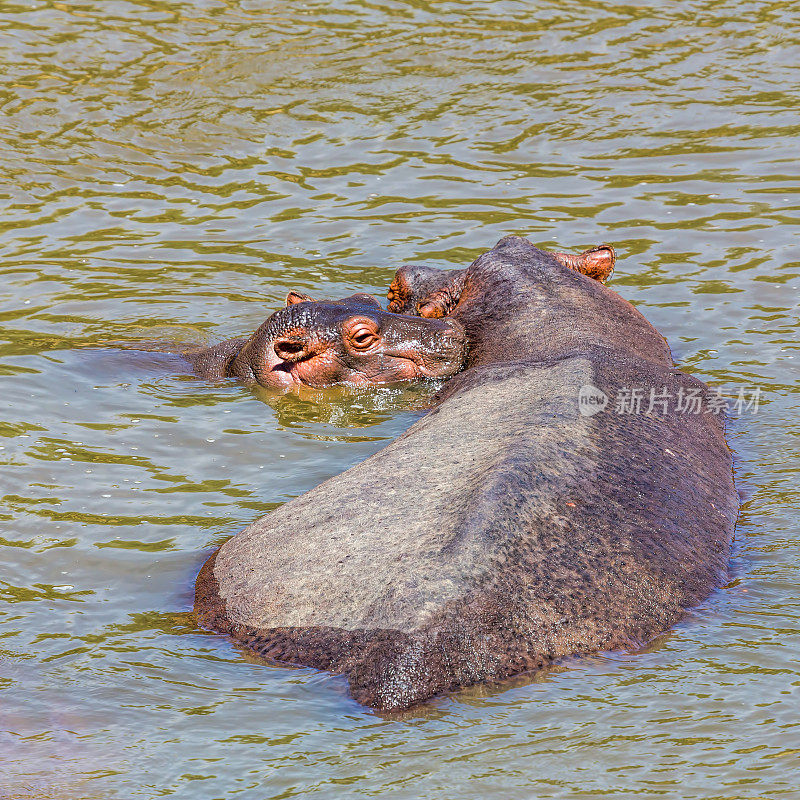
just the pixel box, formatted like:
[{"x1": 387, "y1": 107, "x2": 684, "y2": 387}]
[
  {"x1": 387, "y1": 244, "x2": 615, "y2": 317},
  {"x1": 184, "y1": 292, "x2": 467, "y2": 389},
  {"x1": 194, "y1": 236, "x2": 737, "y2": 710}
]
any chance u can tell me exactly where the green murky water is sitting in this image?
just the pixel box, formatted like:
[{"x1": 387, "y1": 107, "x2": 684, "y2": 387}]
[{"x1": 1, "y1": 1, "x2": 798, "y2": 797}]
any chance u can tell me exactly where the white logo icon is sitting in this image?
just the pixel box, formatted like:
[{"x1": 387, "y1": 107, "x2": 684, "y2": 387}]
[{"x1": 578, "y1": 385, "x2": 608, "y2": 417}]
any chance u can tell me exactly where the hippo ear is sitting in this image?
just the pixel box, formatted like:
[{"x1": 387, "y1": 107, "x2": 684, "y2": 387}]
[
  {"x1": 286, "y1": 291, "x2": 314, "y2": 306},
  {"x1": 552, "y1": 245, "x2": 616, "y2": 283},
  {"x1": 416, "y1": 292, "x2": 449, "y2": 318},
  {"x1": 345, "y1": 293, "x2": 382, "y2": 309}
]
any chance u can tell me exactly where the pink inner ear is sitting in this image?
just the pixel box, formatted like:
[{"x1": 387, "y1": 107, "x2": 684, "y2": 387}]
[{"x1": 286, "y1": 291, "x2": 313, "y2": 306}]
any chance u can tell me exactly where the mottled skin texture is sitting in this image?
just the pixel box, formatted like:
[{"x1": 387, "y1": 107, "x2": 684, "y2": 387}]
[
  {"x1": 185, "y1": 293, "x2": 467, "y2": 389},
  {"x1": 195, "y1": 236, "x2": 737, "y2": 710},
  {"x1": 387, "y1": 265, "x2": 467, "y2": 318},
  {"x1": 387, "y1": 245, "x2": 615, "y2": 318}
]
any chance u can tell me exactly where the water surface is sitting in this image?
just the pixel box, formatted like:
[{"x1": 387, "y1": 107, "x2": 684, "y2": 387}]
[{"x1": 1, "y1": 1, "x2": 799, "y2": 798}]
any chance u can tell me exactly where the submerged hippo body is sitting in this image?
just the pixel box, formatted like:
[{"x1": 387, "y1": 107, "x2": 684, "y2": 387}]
[
  {"x1": 195, "y1": 237, "x2": 737, "y2": 710},
  {"x1": 185, "y1": 293, "x2": 467, "y2": 389}
]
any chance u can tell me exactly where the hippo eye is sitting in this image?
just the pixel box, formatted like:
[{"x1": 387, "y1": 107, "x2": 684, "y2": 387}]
[
  {"x1": 352, "y1": 328, "x2": 378, "y2": 347},
  {"x1": 344, "y1": 318, "x2": 381, "y2": 350}
]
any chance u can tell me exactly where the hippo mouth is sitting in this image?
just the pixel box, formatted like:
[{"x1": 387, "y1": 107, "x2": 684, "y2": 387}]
[
  {"x1": 268, "y1": 350, "x2": 424, "y2": 388},
  {"x1": 265, "y1": 346, "x2": 348, "y2": 389},
  {"x1": 263, "y1": 345, "x2": 315, "y2": 388},
  {"x1": 269, "y1": 360, "x2": 304, "y2": 387}
]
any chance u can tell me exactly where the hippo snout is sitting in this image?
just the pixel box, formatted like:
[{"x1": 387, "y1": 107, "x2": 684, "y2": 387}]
[
  {"x1": 413, "y1": 317, "x2": 468, "y2": 378},
  {"x1": 441, "y1": 319, "x2": 468, "y2": 356}
]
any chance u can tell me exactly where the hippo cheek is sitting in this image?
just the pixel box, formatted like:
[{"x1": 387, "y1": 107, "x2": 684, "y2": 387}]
[
  {"x1": 359, "y1": 347, "x2": 449, "y2": 382},
  {"x1": 319, "y1": 355, "x2": 422, "y2": 387},
  {"x1": 361, "y1": 357, "x2": 421, "y2": 384},
  {"x1": 388, "y1": 357, "x2": 425, "y2": 382},
  {"x1": 389, "y1": 339, "x2": 466, "y2": 379},
  {"x1": 415, "y1": 360, "x2": 458, "y2": 379},
  {"x1": 364, "y1": 355, "x2": 435, "y2": 385}
]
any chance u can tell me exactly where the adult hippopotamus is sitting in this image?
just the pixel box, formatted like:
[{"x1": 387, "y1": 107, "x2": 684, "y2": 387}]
[
  {"x1": 195, "y1": 236, "x2": 737, "y2": 710},
  {"x1": 185, "y1": 292, "x2": 467, "y2": 389}
]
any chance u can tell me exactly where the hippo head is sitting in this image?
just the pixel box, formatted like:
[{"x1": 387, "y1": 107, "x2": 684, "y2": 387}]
[
  {"x1": 387, "y1": 246, "x2": 616, "y2": 318},
  {"x1": 387, "y1": 266, "x2": 465, "y2": 318},
  {"x1": 236, "y1": 293, "x2": 468, "y2": 389}
]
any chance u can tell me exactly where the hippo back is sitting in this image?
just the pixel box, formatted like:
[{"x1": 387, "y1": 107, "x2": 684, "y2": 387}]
[{"x1": 452, "y1": 236, "x2": 672, "y2": 369}]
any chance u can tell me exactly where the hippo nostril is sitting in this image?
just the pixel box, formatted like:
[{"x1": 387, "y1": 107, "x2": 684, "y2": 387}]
[{"x1": 273, "y1": 338, "x2": 308, "y2": 362}]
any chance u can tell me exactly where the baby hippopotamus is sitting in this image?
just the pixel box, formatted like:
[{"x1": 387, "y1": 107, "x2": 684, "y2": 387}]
[{"x1": 185, "y1": 292, "x2": 467, "y2": 389}]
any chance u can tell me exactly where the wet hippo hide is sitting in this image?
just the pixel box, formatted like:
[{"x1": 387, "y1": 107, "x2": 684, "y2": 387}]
[
  {"x1": 183, "y1": 293, "x2": 467, "y2": 389},
  {"x1": 194, "y1": 236, "x2": 737, "y2": 711}
]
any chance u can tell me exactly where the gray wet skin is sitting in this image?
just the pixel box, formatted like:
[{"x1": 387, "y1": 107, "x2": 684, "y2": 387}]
[
  {"x1": 195, "y1": 236, "x2": 737, "y2": 711},
  {"x1": 185, "y1": 292, "x2": 468, "y2": 390},
  {"x1": 386, "y1": 244, "x2": 615, "y2": 318}
]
